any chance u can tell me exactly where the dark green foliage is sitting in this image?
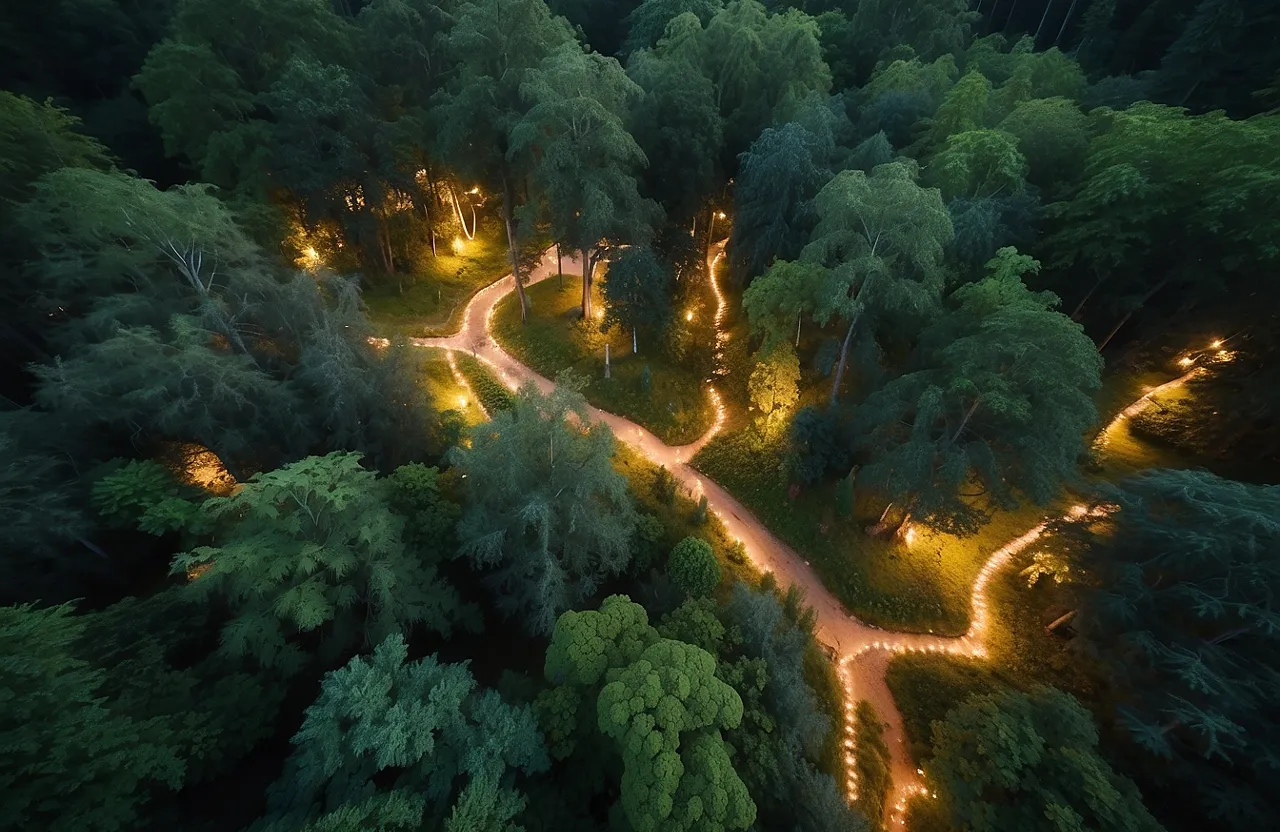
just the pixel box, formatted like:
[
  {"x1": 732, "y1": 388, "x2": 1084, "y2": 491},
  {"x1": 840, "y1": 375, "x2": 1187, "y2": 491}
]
[
  {"x1": 667, "y1": 536, "x2": 721, "y2": 596},
  {"x1": 853, "y1": 249, "x2": 1102, "y2": 534},
  {"x1": 833, "y1": 469, "x2": 853, "y2": 518},
  {"x1": 0, "y1": 603, "x2": 185, "y2": 832},
  {"x1": 453, "y1": 383, "x2": 637, "y2": 635},
  {"x1": 91, "y1": 459, "x2": 179, "y2": 529},
  {"x1": 926, "y1": 686, "x2": 1161, "y2": 832},
  {"x1": 854, "y1": 702, "x2": 891, "y2": 831},
  {"x1": 693, "y1": 494, "x2": 709, "y2": 525},
  {"x1": 384, "y1": 463, "x2": 462, "y2": 554},
  {"x1": 172, "y1": 452, "x2": 468, "y2": 671},
  {"x1": 728, "y1": 121, "x2": 832, "y2": 285},
  {"x1": 652, "y1": 465, "x2": 678, "y2": 505},
  {"x1": 454, "y1": 353, "x2": 516, "y2": 414},
  {"x1": 264, "y1": 633, "x2": 548, "y2": 829},
  {"x1": 1058, "y1": 469, "x2": 1280, "y2": 826},
  {"x1": 787, "y1": 405, "x2": 851, "y2": 485},
  {"x1": 600, "y1": 245, "x2": 673, "y2": 341},
  {"x1": 658, "y1": 597, "x2": 728, "y2": 654},
  {"x1": 0, "y1": 413, "x2": 92, "y2": 603}
]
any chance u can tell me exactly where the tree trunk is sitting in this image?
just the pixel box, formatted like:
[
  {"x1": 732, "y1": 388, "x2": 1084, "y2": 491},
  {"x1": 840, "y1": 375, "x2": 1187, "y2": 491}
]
[
  {"x1": 947, "y1": 398, "x2": 981, "y2": 450},
  {"x1": 557, "y1": 244, "x2": 563, "y2": 291},
  {"x1": 1096, "y1": 278, "x2": 1169, "y2": 353},
  {"x1": 1034, "y1": 0, "x2": 1054, "y2": 41},
  {"x1": 1045, "y1": 609, "x2": 1077, "y2": 634},
  {"x1": 499, "y1": 166, "x2": 528, "y2": 323},
  {"x1": 829, "y1": 311, "x2": 861, "y2": 405},
  {"x1": 796, "y1": 314, "x2": 802, "y2": 348},
  {"x1": 580, "y1": 248, "x2": 594, "y2": 320},
  {"x1": 633, "y1": 327, "x2": 637, "y2": 354},
  {"x1": 605, "y1": 343, "x2": 611, "y2": 379},
  {"x1": 1003, "y1": 0, "x2": 1022, "y2": 33},
  {"x1": 1054, "y1": 0, "x2": 1082, "y2": 46},
  {"x1": 1071, "y1": 269, "x2": 1109, "y2": 319}
]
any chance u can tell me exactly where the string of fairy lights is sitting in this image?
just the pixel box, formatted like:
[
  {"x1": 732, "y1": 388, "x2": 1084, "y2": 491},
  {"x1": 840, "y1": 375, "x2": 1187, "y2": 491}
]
[{"x1": 397, "y1": 237, "x2": 1238, "y2": 830}]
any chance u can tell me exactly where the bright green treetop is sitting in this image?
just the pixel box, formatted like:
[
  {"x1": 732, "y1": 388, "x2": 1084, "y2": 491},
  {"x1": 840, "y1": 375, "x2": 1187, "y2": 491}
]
[
  {"x1": 171, "y1": 452, "x2": 466, "y2": 671},
  {"x1": 748, "y1": 341, "x2": 801, "y2": 438},
  {"x1": 926, "y1": 128, "x2": 1028, "y2": 201},
  {"x1": 544, "y1": 594, "x2": 659, "y2": 688},
  {"x1": 667, "y1": 537, "x2": 722, "y2": 597},
  {"x1": 597, "y1": 639, "x2": 754, "y2": 832},
  {"x1": 927, "y1": 686, "x2": 1161, "y2": 832}
]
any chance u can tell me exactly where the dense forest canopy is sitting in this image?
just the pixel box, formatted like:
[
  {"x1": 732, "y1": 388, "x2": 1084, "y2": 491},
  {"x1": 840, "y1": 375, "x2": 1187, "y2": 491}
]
[{"x1": 2, "y1": 1, "x2": 1278, "y2": 831}]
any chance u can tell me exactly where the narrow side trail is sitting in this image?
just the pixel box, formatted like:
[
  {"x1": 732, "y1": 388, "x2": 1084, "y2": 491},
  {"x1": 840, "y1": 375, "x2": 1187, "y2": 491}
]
[{"x1": 405, "y1": 247, "x2": 1199, "y2": 828}]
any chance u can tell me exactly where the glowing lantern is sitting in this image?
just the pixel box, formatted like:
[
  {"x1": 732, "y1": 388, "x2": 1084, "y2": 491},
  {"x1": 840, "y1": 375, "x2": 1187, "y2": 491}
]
[
  {"x1": 717, "y1": 211, "x2": 726, "y2": 219},
  {"x1": 1179, "y1": 356, "x2": 1194, "y2": 366},
  {"x1": 1211, "y1": 339, "x2": 1223, "y2": 348},
  {"x1": 452, "y1": 236, "x2": 465, "y2": 254},
  {"x1": 685, "y1": 310, "x2": 694, "y2": 322},
  {"x1": 458, "y1": 396, "x2": 468, "y2": 408}
]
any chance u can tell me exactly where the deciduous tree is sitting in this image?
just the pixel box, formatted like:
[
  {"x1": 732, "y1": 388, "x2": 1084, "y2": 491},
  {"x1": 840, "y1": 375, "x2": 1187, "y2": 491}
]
[
  {"x1": 600, "y1": 245, "x2": 673, "y2": 352},
  {"x1": 453, "y1": 383, "x2": 638, "y2": 635}
]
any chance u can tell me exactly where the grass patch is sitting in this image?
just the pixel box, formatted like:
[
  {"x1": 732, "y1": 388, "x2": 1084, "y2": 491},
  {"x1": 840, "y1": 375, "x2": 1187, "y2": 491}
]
[
  {"x1": 492, "y1": 274, "x2": 715, "y2": 446},
  {"x1": 416, "y1": 347, "x2": 489, "y2": 428},
  {"x1": 691, "y1": 427, "x2": 1056, "y2": 634},
  {"x1": 363, "y1": 224, "x2": 511, "y2": 338},
  {"x1": 453, "y1": 352, "x2": 515, "y2": 415},
  {"x1": 855, "y1": 701, "x2": 892, "y2": 831}
]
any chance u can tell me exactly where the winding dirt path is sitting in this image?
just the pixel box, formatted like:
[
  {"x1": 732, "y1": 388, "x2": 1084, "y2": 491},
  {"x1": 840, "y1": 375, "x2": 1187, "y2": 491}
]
[{"x1": 403, "y1": 248, "x2": 1199, "y2": 828}]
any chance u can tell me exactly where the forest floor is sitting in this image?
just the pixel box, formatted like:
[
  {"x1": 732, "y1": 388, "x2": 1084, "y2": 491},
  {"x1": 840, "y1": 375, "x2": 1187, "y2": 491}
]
[
  {"x1": 489, "y1": 265, "x2": 717, "y2": 446},
  {"x1": 363, "y1": 224, "x2": 511, "y2": 339},
  {"x1": 399, "y1": 246, "x2": 1208, "y2": 830}
]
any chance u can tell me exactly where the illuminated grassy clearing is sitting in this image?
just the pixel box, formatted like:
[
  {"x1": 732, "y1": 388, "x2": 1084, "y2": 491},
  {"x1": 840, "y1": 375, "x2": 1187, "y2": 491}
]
[
  {"x1": 364, "y1": 224, "x2": 511, "y2": 339},
  {"x1": 491, "y1": 275, "x2": 716, "y2": 445}
]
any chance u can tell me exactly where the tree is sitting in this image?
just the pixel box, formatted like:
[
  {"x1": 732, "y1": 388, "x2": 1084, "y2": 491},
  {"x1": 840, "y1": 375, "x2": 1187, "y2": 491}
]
[
  {"x1": 600, "y1": 245, "x2": 673, "y2": 352},
  {"x1": 0, "y1": 603, "x2": 185, "y2": 832},
  {"x1": 0, "y1": 413, "x2": 92, "y2": 604},
  {"x1": 728, "y1": 122, "x2": 832, "y2": 285},
  {"x1": 263, "y1": 633, "x2": 548, "y2": 830},
  {"x1": 668, "y1": 537, "x2": 721, "y2": 596},
  {"x1": 1155, "y1": 0, "x2": 1280, "y2": 116},
  {"x1": 1044, "y1": 104, "x2": 1280, "y2": 347},
  {"x1": 925, "y1": 128, "x2": 1029, "y2": 200},
  {"x1": 748, "y1": 342, "x2": 800, "y2": 437},
  {"x1": 627, "y1": 47, "x2": 725, "y2": 226},
  {"x1": 854, "y1": 248, "x2": 1102, "y2": 534},
  {"x1": 513, "y1": 43, "x2": 662, "y2": 320},
  {"x1": 849, "y1": 0, "x2": 978, "y2": 81},
  {"x1": 926, "y1": 686, "x2": 1161, "y2": 832},
  {"x1": 453, "y1": 382, "x2": 638, "y2": 635},
  {"x1": 433, "y1": 0, "x2": 576, "y2": 323},
  {"x1": 799, "y1": 161, "x2": 954, "y2": 404},
  {"x1": 623, "y1": 0, "x2": 723, "y2": 55},
  {"x1": 997, "y1": 96, "x2": 1089, "y2": 191},
  {"x1": 1057, "y1": 469, "x2": 1280, "y2": 826},
  {"x1": 171, "y1": 452, "x2": 467, "y2": 672},
  {"x1": 741, "y1": 259, "x2": 827, "y2": 350},
  {"x1": 925, "y1": 69, "x2": 993, "y2": 147}
]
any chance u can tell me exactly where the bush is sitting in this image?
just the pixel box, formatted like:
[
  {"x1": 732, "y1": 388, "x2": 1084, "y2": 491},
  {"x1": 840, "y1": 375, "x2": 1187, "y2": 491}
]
[
  {"x1": 854, "y1": 701, "x2": 892, "y2": 831},
  {"x1": 91, "y1": 459, "x2": 176, "y2": 528},
  {"x1": 651, "y1": 465, "x2": 677, "y2": 505},
  {"x1": 453, "y1": 352, "x2": 514, "y2": 414},
  {"x1": 667, "y1": 537, "x2": 721, "y2": 596}
]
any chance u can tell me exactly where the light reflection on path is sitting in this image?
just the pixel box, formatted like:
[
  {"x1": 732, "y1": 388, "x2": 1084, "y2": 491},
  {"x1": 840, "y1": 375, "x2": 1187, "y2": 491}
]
[{"x1": 396, "y1": 247, "x2": 1203, "y2": 827}]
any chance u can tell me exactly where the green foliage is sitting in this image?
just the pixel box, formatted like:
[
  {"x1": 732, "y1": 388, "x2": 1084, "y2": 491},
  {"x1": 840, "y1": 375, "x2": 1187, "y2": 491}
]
[
  {"x1": 1058, "y1": 469, "x2": 1280, "y2": 825},
  {"x1": 544, "y1": 595, "x2": 659, "y2": 688},
  {"x1": 0, "y1": 603, "x2": 185, "y2": 832},
  {"x1": 453, "y1": 352, "x2": 516, "y2": 415},
  {"x1": 91, "y1": 459, "x2": 179, "y2": 529},
  {"x1": 997, "y1": 97, "x2": 1090, "y2": 191},
  {"x1": 925, "y1": 129, "x2": 1028, "y2": 201},
  {"x1": 652, "y1": 466, "x2": 678, "y2": 505},
  {"x1": 601, "y1": 245, "x2": 673, "y2": 341},
  {"x1": 926, "y1": 686, "x2": 1161, "y2": 832},
  {"x1": 657, "y1": 597, "x2": 728, "y2": 655},
  {"x1": 0, "y1": 414, "x2": 91, "y2": 603},
  {"x1": 854, "y1": 248, "x2": 1102, "y2": 534},
  {"x1": 597, "y1": 639, "x2": 755, "y2": 832},
  {"x1": 854, "y1": 702, "x2": 891, "y2": 832},
  {"x1": 926, "y1": 70, "x2": 993, "y2": 146},
  {"x1": 728, "y1": 121, "x2": 832, "y2": 285},
  {"x1": 453, "y1": 382, "x2": 638, "y2": 635},
  {"x1": 693, "y1": 494, "x2": 709, "y2": 525},
  {"x1": 265, "y1": 633, "x2": 548, "y2": 829},
  {"x1": 171, "y1": 452, "x2": 466, "y2": 671},
  {"x1": 748, "y1": 342, "x2": 800, "y2": 437},
  {"x1": 0, "y1": 91, "x2": 110, "y2": 226},
  {"x1": 384, "y1": 463, "x2": 461, "y2": 554},
  {"x1": 833, "y1": 469, "x2": 854, "y2": 519},
  {"x1": 741, "y1": 259, "x2": 828, "y2": 348},
  {"x1": 668, "y1": 537, "x2": 722, "y2": 596},
  {"x1": 849, "y1": 0, "x2": 977, "y2": 79}
]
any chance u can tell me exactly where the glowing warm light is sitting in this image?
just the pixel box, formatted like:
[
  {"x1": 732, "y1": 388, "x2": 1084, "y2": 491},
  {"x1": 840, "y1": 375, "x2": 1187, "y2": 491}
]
[
  {"x1": 304, "y1": 246, "x2": 319, "y2": 260},
  {"x1": 686, "y1": 309, "x2": 694, "y2": 322},
  {"x1": 1218, "y1": 349, "x2": 1228, "y2": 358},
  {"x1": 1179, "y1": 356, "x2": 1194, "y2": 366},
  {"x1": 452, "y1": 236, "x2": 465, "y2": 255},
  {"x1": 446, "y1": 350, "x2": 487, "y2": 418},
  {"x1": 717, "y1": 211, "x2": 726, "y2": 220},
  {"x1": 594, "y1": 306, "x2": 604, "y2": 320},
  {"x1": 458, "y1": 396, "x2": 468, "y2": 408},
  {"x1": 468, "y1": 186, "x2": 480, "y2": 195},
  {"x1": 904, "y1": 526, "x2": 917, "y2": 546},
  {"x1": 186, "y1": 562, "x2": 213, "y2": 581},
  {"x1": 1211, "y1": 339, "x2": 1223, "y2": 348}
]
